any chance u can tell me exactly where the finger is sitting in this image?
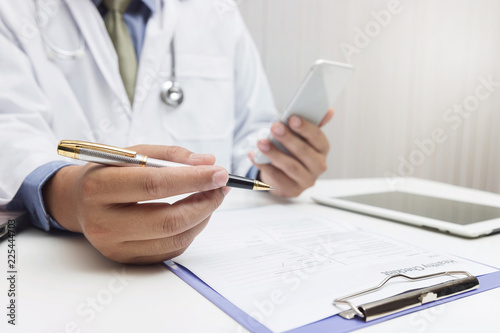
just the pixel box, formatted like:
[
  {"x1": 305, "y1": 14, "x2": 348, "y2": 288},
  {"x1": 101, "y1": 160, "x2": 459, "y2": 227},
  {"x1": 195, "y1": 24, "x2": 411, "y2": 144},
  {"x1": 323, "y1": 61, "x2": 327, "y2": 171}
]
[
  {"x1": 250, "y1": 156, "x2": 302, "y2": 197},
  {"x1": 125, "y1": 248, "x2": 188, "y2": 265},
  {"x1": 256, "y1": 139, "x2": 315, "y2": 189},
  {"x1": 130, "y1": 144, "x2": 216, "y2": 166},
  {"x1": 82, "y1": 164, "x2": 228, "y2": 203},
  {"x1": 118, "y1": 215, "x2": 211, "y2": 262},
  {"x1": 255, "y1": 163, "x2": 300, "y2": 193},
  {"x1": 102, "y1": 188, "x2": 226, "y2": 241},
  {"x1": 286, "y1": 116, "x2": 330, "y2": 155},
  {"x1": 318, "y1": 108, "x2": 334, "y2": 128},
  {"x1": 269, "y1": 122, "x2": 326, "y2": 176}
]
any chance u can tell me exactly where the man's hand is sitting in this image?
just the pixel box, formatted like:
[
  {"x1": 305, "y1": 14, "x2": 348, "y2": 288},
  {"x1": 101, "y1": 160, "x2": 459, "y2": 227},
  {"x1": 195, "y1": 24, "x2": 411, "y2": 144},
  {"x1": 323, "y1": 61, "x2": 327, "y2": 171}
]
[
  {"x1": 250, "y1": 109, "x2": 334, "y2": 197},
  {"x1": 43, "y1": 145, "x2": 230, "y2": 264}
]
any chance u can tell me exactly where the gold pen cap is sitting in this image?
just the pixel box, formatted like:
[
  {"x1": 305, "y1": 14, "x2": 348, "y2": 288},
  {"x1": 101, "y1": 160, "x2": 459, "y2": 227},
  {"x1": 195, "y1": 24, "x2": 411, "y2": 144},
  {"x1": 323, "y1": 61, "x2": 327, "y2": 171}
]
[{"x1": 57, "y1": 140, "x2": 137, "y2": 159}]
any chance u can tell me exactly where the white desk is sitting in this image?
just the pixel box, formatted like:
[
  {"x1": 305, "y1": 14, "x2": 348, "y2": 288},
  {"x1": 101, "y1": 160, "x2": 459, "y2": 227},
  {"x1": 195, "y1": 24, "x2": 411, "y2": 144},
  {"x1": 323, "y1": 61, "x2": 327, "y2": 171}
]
[{"x1": 1, "y1": 178, "x2": 499, "y2": 333}]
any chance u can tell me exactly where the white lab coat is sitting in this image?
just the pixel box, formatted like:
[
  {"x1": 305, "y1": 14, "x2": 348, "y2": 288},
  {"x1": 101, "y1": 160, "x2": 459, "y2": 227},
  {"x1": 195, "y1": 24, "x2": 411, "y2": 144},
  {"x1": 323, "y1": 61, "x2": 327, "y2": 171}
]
[{"x1": 0, "y1": 0, "x2": 277, "y2": 206}]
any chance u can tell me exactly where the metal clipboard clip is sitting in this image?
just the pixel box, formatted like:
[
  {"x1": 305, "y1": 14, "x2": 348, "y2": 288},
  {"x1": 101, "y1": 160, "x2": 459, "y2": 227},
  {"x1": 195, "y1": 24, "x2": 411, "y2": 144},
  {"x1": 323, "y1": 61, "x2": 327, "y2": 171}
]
[{"x1": 333, "y1": 271, "x2": 479, "y2": 322}]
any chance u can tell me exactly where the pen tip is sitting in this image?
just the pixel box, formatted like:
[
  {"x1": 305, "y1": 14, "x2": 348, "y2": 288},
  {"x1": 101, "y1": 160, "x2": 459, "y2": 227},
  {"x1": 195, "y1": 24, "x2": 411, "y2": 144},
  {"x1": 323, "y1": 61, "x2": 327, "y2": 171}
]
[{"x1": 253, "y1": 180, "x2": 274, "y2": 191}]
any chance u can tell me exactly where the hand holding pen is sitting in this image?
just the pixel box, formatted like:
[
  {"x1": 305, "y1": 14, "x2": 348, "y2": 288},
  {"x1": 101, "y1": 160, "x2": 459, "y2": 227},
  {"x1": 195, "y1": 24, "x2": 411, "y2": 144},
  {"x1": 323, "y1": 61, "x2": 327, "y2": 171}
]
[
  {"x1": 57, "y1": 140, "x2": 272, "y2": 191},
  {"x1": 43, "y1": 143, "x2": 269, "y2": 264}
]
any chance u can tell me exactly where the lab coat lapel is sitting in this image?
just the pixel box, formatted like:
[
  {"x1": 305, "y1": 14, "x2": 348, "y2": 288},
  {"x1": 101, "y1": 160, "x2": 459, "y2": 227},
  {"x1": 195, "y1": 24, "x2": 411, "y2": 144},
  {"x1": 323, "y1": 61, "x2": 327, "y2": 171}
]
[
  {"x1": 133, "y1": 0, "x2": 180, "y2": 111},
  {"x1": 65, "y1": 0, "x2": 131, "y2": 114}
]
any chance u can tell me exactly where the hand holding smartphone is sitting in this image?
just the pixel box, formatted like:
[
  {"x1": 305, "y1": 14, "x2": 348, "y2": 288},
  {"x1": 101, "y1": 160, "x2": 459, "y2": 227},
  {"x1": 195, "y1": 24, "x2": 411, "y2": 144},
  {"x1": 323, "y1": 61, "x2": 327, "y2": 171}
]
[{"x1": 254, "y1": 60, "x2": 354, "y2": 164}]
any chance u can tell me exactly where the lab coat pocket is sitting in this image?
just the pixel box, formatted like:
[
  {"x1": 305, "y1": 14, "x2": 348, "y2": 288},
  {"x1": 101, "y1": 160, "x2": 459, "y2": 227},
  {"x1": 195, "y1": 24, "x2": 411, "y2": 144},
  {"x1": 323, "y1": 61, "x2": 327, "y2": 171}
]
[{"x1": 162, "y1": 55, "x2": 235, "y2": 142}]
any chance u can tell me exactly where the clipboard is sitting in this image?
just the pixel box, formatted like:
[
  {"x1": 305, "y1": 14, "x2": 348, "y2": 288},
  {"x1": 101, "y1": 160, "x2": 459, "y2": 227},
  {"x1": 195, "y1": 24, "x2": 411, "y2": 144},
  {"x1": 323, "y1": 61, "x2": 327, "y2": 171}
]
[{"x1": 164, "y1": 261, "x2": 500, "y2": 333}]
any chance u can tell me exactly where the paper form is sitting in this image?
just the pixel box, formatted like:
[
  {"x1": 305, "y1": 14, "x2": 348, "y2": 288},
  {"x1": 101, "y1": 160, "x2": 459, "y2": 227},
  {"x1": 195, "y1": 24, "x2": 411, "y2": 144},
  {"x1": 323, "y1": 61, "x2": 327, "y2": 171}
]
[{"x1": 174, "y1": 205, "x2": 497, "y2": 333}]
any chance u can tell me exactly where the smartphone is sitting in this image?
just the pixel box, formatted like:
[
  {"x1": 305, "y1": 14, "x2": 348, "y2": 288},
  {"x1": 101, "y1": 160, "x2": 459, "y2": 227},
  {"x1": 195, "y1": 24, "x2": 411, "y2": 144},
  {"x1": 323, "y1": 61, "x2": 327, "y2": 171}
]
[{"x1": 254, "y1": 60, "x2": 354, "y2": 164}]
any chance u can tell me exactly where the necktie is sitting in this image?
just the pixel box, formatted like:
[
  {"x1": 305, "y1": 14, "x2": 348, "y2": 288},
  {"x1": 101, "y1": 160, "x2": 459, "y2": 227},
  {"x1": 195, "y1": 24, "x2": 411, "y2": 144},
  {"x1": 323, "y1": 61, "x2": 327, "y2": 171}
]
[{"x1": 103, "y1": 0, "x2": 137, "y2": 104}]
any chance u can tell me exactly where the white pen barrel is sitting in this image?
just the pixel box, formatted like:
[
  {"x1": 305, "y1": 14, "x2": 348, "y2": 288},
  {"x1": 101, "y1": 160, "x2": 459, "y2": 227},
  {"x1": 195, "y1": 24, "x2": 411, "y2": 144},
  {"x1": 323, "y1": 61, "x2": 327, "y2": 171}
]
[
  {"x1": 77, "y1": 148, "x2": 187, "y2": 168},
  {"x1": 144, "y1": 157, "x2": 186, "y2": 168}
]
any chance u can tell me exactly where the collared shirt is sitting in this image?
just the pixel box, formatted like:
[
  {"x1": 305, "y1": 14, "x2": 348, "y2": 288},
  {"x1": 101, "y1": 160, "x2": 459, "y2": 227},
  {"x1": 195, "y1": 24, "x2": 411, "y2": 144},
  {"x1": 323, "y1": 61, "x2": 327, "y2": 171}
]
[{"x1": 92, "y1": 0, "x2": 157, "y2": 59}]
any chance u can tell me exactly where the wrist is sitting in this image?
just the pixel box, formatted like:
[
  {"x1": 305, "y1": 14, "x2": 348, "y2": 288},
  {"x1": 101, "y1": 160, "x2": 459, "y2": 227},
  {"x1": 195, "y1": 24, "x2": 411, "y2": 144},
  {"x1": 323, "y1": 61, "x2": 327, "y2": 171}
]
[{"x1": 42, "y1": 165, "x2": 83, "y2": 233}]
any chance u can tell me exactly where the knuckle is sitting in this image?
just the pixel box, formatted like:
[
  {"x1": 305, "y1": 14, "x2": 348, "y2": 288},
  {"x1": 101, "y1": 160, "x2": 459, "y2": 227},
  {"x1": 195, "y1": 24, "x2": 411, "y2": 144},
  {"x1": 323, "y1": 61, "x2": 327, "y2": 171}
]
[
  {"x1": 143, "y1": 172, "x2": 166, "y2": 198},
  {"x1": 120, "y1": 257, "x2": 141, "y2": 265},
  {"x1": 286, "y1": 162, "x2": 301, "y2": 176},
  {"x1": 264, "y1": 167, "x2": 279, "y2": 179},
  {"x1": 166, "y1": 145, "x2": 181, "y2": 155},
  {"x1": 194, "y1": 167, "x2": 209, "y2": 184},
  {"x1": 167, "y1": 248, "x2": 188, "y2": 260},
  {"x1": 186, "y1": 168, "x2": 211, "y2": 191},
  {"x1": 83, "y1": 218, "x2": 107, "y2": 241},
  {"x1": 319, "y1": 160, "x2": 327, "y2": 173},
  {"x1": 312, "y1": 129, "x2": 322, "y2": 141},
  {"x1": 292, "y1": 187, "x2": 304, "y2": 197},
  {"x1": 191, "y1": 191, "x2": 205, "y2": 206},
  {"x1": 171, "y1": 233, "x2": 192, "y2": 251},
  {"x1": 193, "y1": 190, "x2": 210, "y2": 206},
  {"x1": 99, "y1": 247, "x2": 121, "y2": 262},
  {"x1": 284, "y1": 188, "x2": 302, "y2": 198},
  {"x1": 212, "y1": 190, "x2": 225, "y2": 209},
  {"x1": 166, "y1": 145, "x2": 188, "y2": 158},
  {"x1": 199, "y1": 190, "x2": 224, "y2": 210},
  {"x1": 323, "y1": 140, "x2": 330, "y2": 153},
  {"x1": 195, "y1": 192, "x2": 222, "y2": 214},
  {"x1": 90, "y1": 238, "x2": 125, "y2": 262},
  {"x1": 162, "y1": 210, "x2": 185, "y2": 236},
  {"x1": 296, "y1": 141, "x2": 309, "y2": 155},
  {"x1": 79, "y1": 174, "x2": 100, "y2": 198}
]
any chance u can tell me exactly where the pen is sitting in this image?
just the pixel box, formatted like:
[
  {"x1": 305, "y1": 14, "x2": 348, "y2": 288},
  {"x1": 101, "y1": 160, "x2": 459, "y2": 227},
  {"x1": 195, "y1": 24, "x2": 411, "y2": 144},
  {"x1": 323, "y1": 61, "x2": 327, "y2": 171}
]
[{"x1": 57, "y1": 140, "x2": 273, "y2": 191}]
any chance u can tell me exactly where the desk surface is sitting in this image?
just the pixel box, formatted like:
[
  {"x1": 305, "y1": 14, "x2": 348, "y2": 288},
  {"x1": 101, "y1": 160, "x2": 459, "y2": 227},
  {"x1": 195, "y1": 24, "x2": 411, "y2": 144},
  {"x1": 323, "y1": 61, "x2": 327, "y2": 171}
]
[{"x1": 1, "y1": 178, "x2": 499, "y2": 333}]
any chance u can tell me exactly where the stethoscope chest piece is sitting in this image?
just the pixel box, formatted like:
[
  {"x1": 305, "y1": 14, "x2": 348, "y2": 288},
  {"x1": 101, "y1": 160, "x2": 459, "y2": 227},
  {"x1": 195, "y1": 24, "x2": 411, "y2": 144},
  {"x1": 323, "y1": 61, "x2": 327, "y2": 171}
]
[
  {"x1": 161, "y1": 80, "x2": 184, "y2": 107},
  {"x1": 160, "y1": 37, "x2": 184, "y2": 108}
]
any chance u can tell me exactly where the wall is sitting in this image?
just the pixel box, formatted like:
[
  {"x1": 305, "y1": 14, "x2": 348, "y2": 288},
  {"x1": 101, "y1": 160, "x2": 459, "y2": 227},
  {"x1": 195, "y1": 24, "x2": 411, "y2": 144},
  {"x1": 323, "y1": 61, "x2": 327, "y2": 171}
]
[{"x1": 239, "y1": 0, "x2": 500, "y2": 194}]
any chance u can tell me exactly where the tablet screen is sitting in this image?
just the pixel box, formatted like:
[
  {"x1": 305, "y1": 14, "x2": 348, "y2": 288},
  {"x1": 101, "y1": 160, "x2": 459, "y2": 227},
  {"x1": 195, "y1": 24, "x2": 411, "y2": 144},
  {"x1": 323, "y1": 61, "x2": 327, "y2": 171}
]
[{"x1": 337, "y1": 191, "x2": 500, "y2": 225}]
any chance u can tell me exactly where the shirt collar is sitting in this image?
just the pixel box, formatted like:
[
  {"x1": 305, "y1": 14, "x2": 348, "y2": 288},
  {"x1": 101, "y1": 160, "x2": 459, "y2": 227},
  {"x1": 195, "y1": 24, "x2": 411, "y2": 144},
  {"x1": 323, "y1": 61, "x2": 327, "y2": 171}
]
[{"x1": 92, "y1": 0, "x2": 157, "y2": 13}]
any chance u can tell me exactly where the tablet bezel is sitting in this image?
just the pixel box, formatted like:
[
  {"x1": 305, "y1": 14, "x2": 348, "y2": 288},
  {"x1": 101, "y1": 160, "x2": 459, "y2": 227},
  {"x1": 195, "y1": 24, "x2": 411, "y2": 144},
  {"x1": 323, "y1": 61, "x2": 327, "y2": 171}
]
[{"x1": 312, "y1": 185, "x2": 500, "y2": 238}]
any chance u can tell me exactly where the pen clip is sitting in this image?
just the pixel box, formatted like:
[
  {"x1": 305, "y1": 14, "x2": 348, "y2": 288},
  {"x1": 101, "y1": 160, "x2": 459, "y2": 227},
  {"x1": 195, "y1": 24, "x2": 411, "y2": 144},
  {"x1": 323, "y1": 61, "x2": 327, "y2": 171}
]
[{"x1": 58, "y1": 140, "x2": 137, "y2": 159}]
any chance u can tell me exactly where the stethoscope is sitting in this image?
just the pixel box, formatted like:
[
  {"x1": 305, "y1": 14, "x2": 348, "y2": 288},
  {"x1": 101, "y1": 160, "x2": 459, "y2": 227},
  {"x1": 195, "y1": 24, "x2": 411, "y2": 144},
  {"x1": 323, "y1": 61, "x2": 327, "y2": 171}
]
[
  {"x1": 34, "y1": 0, "x2": 184, "y2": 108},
  {"x1": 160, "y1": 39, "x2": 184, "y2": 107}
]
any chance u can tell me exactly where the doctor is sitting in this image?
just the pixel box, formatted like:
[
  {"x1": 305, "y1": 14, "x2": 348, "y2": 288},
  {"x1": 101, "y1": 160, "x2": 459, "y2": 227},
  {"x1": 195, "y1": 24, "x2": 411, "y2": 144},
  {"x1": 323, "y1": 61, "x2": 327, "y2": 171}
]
[{"x1": 0, "y1": 0, "x2": 332, "y2": 264}]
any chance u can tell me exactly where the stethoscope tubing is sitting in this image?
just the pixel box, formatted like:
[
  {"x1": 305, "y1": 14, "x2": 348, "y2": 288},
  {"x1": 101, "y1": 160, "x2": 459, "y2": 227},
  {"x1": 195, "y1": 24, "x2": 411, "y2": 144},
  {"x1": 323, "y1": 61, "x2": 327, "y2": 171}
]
[{"x1": 35, "y1": 0, "x2": 184, "y2": 107}]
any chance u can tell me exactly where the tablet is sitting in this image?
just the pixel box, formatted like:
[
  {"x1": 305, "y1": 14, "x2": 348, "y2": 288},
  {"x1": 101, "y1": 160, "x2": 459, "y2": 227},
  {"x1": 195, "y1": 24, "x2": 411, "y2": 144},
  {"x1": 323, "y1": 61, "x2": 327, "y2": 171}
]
[{"x1": 313, "y1": 189, "x2": 500, "y2": 238}]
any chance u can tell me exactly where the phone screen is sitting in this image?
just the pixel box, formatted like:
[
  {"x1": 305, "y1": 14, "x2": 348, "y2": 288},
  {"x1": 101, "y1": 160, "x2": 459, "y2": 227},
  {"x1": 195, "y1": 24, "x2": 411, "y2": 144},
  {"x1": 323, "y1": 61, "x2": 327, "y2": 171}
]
[{"x1": 337, "y1": 191, "x2": 500, "y2": 225}]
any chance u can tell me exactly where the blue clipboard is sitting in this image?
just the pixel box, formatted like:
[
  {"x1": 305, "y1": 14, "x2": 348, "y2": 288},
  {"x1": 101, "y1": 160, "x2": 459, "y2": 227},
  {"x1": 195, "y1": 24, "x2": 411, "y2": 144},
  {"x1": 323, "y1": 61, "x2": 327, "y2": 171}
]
[{"x1": 164, "y1": 260, "x2": 500, "y2": 333}]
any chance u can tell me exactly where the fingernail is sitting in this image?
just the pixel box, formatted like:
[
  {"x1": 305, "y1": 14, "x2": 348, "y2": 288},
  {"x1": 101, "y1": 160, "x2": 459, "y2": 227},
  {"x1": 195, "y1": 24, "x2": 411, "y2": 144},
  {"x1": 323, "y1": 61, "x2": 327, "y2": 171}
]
[
  {"x1": 272, "y1": 122, "x2": 286, "y2": 136},
  {"x1": 258, "y1": 140, "x2": 271, "y2": 152},
  {"x1": 290, "y1": 116, "x2": 302, "y2": 129},
  {"x1": 190, "y1": 153, "x2": 212, "y2": 161},
  {"x1": 213, "y1": 169, "x2": 229, "y2": 187},
  {"x1": 222, "y1": 187, "x2": 232, "y2": 196}
]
